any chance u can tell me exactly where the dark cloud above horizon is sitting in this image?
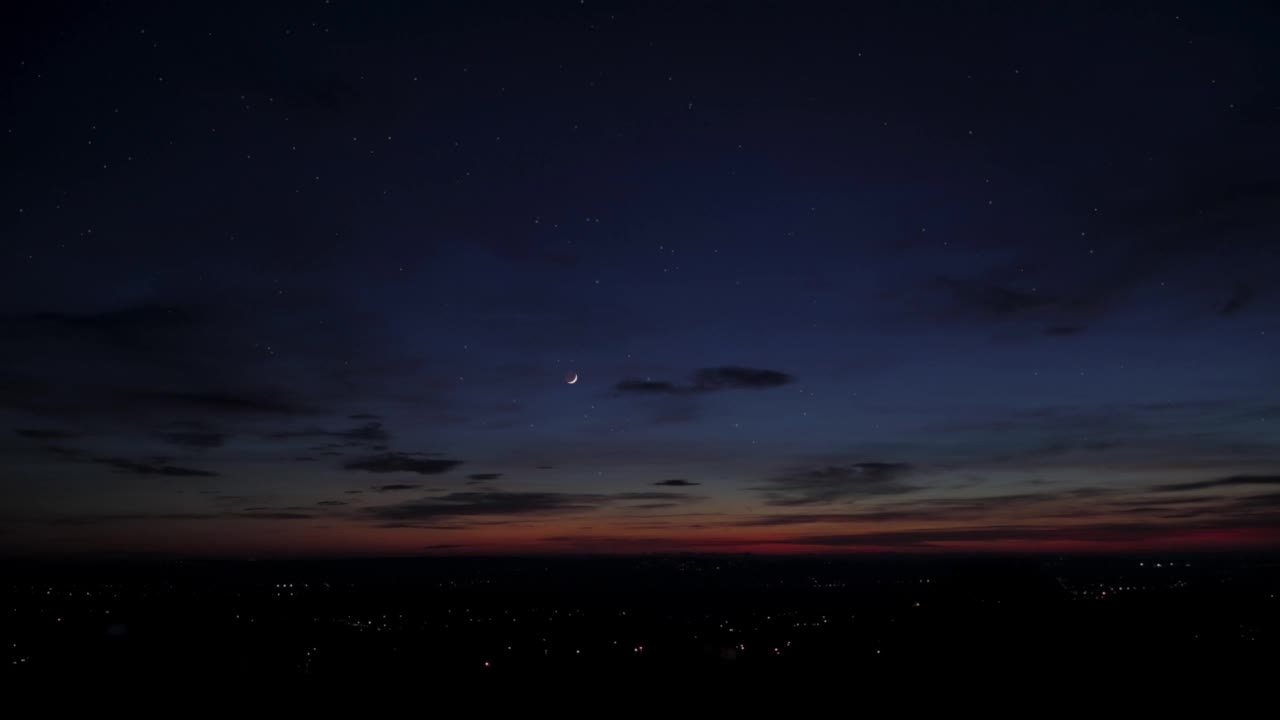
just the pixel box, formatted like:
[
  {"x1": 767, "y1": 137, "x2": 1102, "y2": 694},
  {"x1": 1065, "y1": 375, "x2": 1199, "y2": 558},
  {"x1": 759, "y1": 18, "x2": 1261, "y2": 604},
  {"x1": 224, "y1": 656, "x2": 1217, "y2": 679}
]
[
  {"x1": 615, "y1": 366, "x2": 794, "y2": 396},
  {"x1": 764, "y1": 518, "x2": 1278, "y2": 549},
  {"x1": 227, "y1": 510, "x2": 315, "y2": 520},
  {"x1": 365, "y1": 489, "x2": 705, "y2": 525},
  {"x1": 15, "y1": 428, "x2": 79, "y2": 441},
  {"x1": 654, "y1": 479, "x2": 700, "y2": 487},
  {"x1": 1151, "y1": 474, "x2": 1280, "y2": 493},
  {"x1": 268, "y1": 421, "x2": 389, "y2": 444},
  {"x1": 343, "y1": 453, "x2": 462, "y2": 476},
  {"x1": 1219, "y1": 284, "x2": 1255, "y2": 316},
  {"x1": 89, "y1": 457, "x2": 219, "y2": 478},
  {"x1": 757, "y1": 463, "x2": 916, "y2": 506},
  {"x1": 614, "y1": 491, "x2": 706, "y2": 502},
  {"x1": 737, "y1": 488, "x2": 1109, "y2": 526},
  {"x1": 366, "y1": 491, "x2": 602, "y2": 523}
]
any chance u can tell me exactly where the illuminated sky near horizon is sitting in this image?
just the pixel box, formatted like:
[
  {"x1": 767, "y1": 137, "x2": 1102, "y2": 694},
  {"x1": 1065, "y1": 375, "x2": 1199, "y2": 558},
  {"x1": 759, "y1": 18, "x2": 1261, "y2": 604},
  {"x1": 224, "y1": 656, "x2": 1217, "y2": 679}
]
[{"x1": 2, "y1": 1, "x2": 1278, "y2": 555}]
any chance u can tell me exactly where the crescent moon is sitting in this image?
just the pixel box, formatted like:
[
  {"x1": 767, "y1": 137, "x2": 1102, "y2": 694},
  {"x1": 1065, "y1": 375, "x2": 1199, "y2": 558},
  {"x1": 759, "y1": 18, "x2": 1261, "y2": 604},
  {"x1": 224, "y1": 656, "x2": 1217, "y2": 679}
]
[{"x1": 566, "y1": 372, "x2": 579, "y2": 385}]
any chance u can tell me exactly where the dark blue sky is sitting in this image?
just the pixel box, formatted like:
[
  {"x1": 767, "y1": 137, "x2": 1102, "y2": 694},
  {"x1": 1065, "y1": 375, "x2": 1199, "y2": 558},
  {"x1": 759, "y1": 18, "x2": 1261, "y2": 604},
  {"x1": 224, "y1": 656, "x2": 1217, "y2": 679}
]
[{"x1": 2, "y1": 1, "x2": 1278, "y2": 554}]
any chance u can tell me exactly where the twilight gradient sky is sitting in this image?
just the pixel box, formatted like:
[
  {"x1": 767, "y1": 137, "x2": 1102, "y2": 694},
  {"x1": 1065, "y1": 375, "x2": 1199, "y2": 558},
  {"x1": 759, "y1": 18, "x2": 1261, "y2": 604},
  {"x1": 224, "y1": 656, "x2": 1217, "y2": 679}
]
[{"x1": 2, "y1": 1, "x2": 1278, "y2": 555}]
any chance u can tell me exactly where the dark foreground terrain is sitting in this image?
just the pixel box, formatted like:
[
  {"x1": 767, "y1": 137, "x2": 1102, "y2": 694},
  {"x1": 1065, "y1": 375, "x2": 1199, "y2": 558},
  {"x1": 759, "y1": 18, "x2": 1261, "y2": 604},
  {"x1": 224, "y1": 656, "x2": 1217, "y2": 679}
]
[{"x1": 4, "y1": 554, "x2": 1276, "y2": 678}]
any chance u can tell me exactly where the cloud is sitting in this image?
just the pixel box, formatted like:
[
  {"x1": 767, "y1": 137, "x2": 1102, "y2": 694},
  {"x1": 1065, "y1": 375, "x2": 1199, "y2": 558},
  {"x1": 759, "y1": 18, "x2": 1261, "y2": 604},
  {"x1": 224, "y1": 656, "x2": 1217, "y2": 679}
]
[
  {"x1": 654, "y1": 479, "x2": 700, "y2": 487},
  {"x1": 690, "y1": 366, "x2": 793, "y2": 391},
  {"x1": 768, "y1": 520, "x2": 1280, "y2": 548},
  {"x1": 343, "y1": 489, "x2": 364, "y2": 494},
  {"x1": 90, "y1": 457, "x2": 219, "y2": 477},
  {"x1": 1151, "y1": 474, "x2": 1280, "y2": 493},
  {"x1": 15, "y1": 428, "x2": 78, "y2": 440},
  {"x1": 373, "y1": 483, "x2": 421, "y2": 492},
  {"x1": 538, "y1": 535, "x2": 748, "y2": 552},
  {"x1": 738, "y1": 491, "x2": 1061, "y2": 526},
  {"x1": 912, "y1": 400, "x2": 1280, "y2": 473},
  {"x1": 3, "y1": 305, "x2": 203, "y2": 340},
  {"x1": 268, "y1": 421, "x2": 389, "y2": 444},
  {"x1": 928, "y1": 170, "x2": 1280, "y2": 336},
  {"x1": 467, "y1": 473, "x2": 502, "y2": 481},
  {"x1": 47, "y1": 512, "x2": 219, "y2": 526},
  {"x1": 349, "y1": 413, "x2": 381, "y2": 420},
  {"x1": 1, "y1": 375, "x2": 319, "y2": 423},
  {"x1": 1229, "y1": 492, "x2": 1280, "y2": 510},
  {"x1": 756, "y1": 462, "x2": 916, "y2": 506},
  {"x1": 423, "y1": 544, "x2": 466, "y2": 550},
  {"x1": 367, "y1": 491, "x2": 603, "y2": 522},
  {"x1": 228, "y1": 511, "x2": 315, "y2": 520},
  {"x1": 128, "y1": 390, "x2": 316, "y2": 417},
  {"x1": 730, "y1": 483, "x2": 1277, "y2": 530},
  {"x1": 366, "y1": 489, "x2": 705, "y2": 524},
  {"x1": 375, "y1": 522, "x2": 469, "y2": 530},
  {"x1": 936, "y1": 277, "x2": 1055, "y2": 318},
  {"x1": 161, "y1": 431, "x2": 227, "y2": 448},
  {"x1": 42, "y1": 507, "x2": 329, "y2": 525},
  {"x1": 613, "y1": 492, "x2": 704, "y2": 502},
  {"x1": 1220, "y1": 284, "x2": 1255, "y2": 316},
  {"x1": 615, "y1": 366, "x2": 794, "y2": 395},
  {"x1": 316, "y1": 500, "x2": 348, "y2": 507},
  {"x1": 343, "y1": 452, "x2": 462, "y2": 475},
  {"x1": 0, "y1": 296, "x2": 416, "y2": 434}
]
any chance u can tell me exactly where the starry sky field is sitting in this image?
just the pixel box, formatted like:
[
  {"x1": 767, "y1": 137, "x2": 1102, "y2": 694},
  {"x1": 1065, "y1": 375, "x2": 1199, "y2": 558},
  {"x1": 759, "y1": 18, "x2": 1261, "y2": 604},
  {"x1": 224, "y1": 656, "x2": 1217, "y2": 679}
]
[{"x1": 2, "y1": 1, "x2": 1278, "y2": 555}]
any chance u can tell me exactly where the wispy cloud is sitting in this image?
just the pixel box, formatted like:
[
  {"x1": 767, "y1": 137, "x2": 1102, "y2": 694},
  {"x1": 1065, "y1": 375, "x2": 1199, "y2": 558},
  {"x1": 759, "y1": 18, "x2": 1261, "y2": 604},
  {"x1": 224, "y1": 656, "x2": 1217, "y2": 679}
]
[
  {"x1": 366, "y1": 489, "x2": 705, "y2": 524},
  {"x1": 756, "y1": 462, "x2": 916, "y2": 506},
  {"x1": 1219, "y1": 283, "x2": 1255, "y2": 316},
  {"x1": 268, "y1": 421, "x2": 389, "y2": 444},
  {"x1": 768, "y1": 521, "x2": 1279, "y2": 549},
  {"x1": 14, "y1": 428, "x2": 79, "y2": 441},
  {"x1": 615, "y1": 366, "x2": 794, "y2": 395},
  {"x1": 343, "y1": 452, "x2": 462, "y2": 475},
  {"x1": 367, "y1": 491, "x2": 602, "y2": 522},
  {"x1": 90, "y1": 457, "x2": 219, "y2": 477},
  {"x1": 1151, "y1": 474, "x2": 1280, "y2": 493}
]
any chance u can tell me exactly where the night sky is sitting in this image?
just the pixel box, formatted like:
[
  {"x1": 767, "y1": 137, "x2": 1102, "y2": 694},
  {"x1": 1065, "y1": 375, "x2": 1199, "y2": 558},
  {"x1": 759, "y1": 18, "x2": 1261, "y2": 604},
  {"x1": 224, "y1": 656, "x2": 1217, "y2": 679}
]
[{"x1": 3, "y1": 1, "x2": 1278, "y2": 556}]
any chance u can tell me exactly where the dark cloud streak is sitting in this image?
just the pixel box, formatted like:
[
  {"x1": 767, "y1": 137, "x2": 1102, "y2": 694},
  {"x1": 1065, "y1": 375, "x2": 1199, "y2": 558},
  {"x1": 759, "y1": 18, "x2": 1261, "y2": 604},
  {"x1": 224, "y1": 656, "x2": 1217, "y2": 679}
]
[
  {"x1": 757, "y1": 462, "x2": 916, "y2": 506},
  {"x1": 90, "y1": 457, "x2": 219, "y2": 477},
  {"x1": 1151, "y1": 474, "x2": 1280, "y2": 493},
  {"x1": 344, "y1": 453, "x2": 462, "y2": 475},
  {"x1": 615, "y1": 366, "x2": 794, "y2": 395}
]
